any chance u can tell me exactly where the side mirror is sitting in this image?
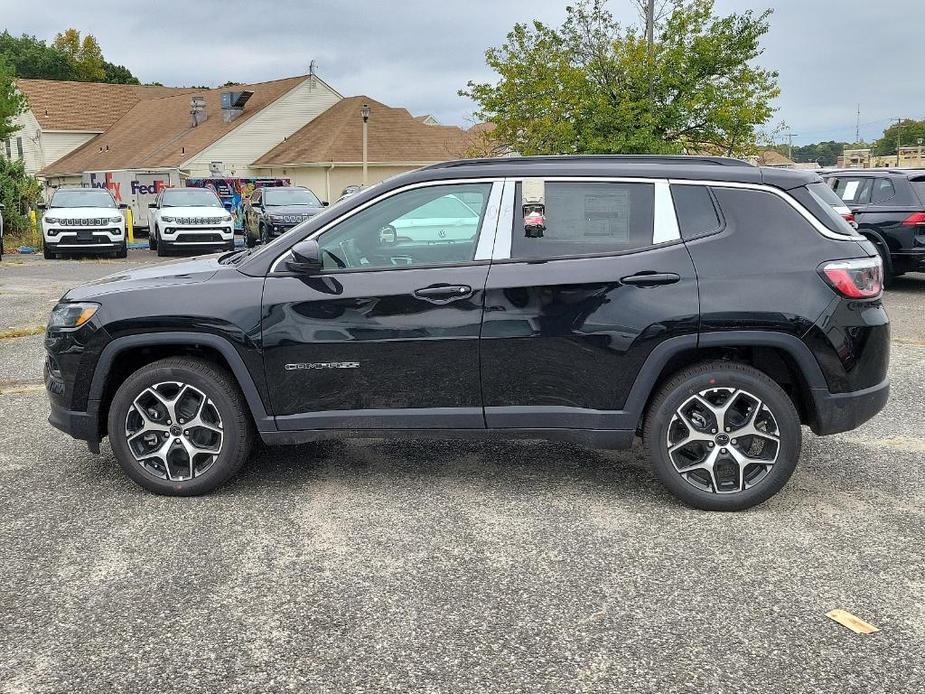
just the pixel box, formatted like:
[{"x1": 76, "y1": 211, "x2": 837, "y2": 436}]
[
  {"x1": 37, "y1": 202, "x2": 47, "y2": 210},
  {"x1": 322, "y1": 200, "x2": 330, "y2": 207},
  {"x1": 148, "y1": 202, "x2": 157, "y2": 209},
  {"x1": 286, "y1": 238, "x2": 323, "y2": 274},
  {"x1": 119, "y1": 203, "x2": 128, "y2": 210}
]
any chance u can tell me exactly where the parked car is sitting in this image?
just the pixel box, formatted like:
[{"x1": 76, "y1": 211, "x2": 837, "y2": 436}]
[
  {"x1": 822, "y1": 168, "x2": 925, "y2": 282},
  {"x1": 45, "y1": 155, "x2": 889, "y2": 511},
  {"x1": 148, "y1": 187, "x2": 235, "y2": 257},
  {"x1": 335, "y1": 184, "x2": 365, "y2": 204},
  {"x1": 39, "y1": 187, "x2": 127, "y2": 259},
  {"x1": 243, "y1": 186, "x2": 326, "y2": 247}
]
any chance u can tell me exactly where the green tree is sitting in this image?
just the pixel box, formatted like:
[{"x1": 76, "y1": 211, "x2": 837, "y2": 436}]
[
  {"x1": 872, "y1": 118, "x2": 925, "y2": 156},
  {"x1": 53, "y1": 29, "x2": 106, "y2": 82},
  {"x1": 0, "y1": 31, "x2": 78, "y2": 80},
  {"x1": 0, "y1": 156, "x2": 42, "y2": 236},
  {"x1": 0, "y1": 58, "x2": 26, "y2": 142},
  {"x1": 103, "y1": 60, "x2": 140, "y2": 85},
  {"x1": 462, "y1": 0, "x2": 779, "y2": 156}
]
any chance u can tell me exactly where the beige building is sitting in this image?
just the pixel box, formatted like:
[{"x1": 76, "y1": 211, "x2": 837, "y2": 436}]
[
  {"x1": 251, "y1": 96, "x2": 475, "y2": 201},
  {"x1": 839, "y1": 146, "x2": 925, "y2": 169}
]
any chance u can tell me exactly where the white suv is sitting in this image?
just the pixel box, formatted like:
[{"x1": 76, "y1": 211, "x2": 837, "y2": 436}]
[
  {"x1": 40, "y1": 187, "x2": 127, "y2": 260},
  {"x1": 148, "y1": 188, "x2": 234, "y2": 257}
]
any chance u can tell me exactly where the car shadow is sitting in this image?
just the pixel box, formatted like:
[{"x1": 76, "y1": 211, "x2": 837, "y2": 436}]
[{"x1": 889, "y1": 272, "x2": 925, "y2": 292}]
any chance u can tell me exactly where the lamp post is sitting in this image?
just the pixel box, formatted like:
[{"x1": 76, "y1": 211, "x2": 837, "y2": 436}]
[{"x1": 361, "y1": 103, "x2": 370, "y2": 185}]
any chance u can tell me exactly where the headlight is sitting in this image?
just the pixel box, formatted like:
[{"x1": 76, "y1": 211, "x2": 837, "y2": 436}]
[
  {"x1": 109, "y1": 216, "x2": 122, "y2": 223},
  {"x1": 48, "y1": 302, "x2": 99, "y2": 329},
  {"x1": 161, "y1": 215, "x2": 175, "y2": 223},
  {"x1": 44, "y1": 216, "x2": 59, "y2": 224}
]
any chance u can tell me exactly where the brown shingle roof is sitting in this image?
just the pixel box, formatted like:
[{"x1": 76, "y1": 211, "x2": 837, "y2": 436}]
[
  {"x1": 41, "y1": 75, "x2": 309, "y2": 176},
  {"x1": 253, "y1": 96, "x2": 471, "y2": 166},
  {"x1": 759, "y1": 150, "x2": 795, "y2": 167},
  {"x1": 16, "y1": 79, "x2": 192, "y2": 132}
]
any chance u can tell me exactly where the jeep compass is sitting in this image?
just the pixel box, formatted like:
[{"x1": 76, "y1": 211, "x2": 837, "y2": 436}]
[{"x1": 45, "y1": 156, "x2": 889, "y2": 511}]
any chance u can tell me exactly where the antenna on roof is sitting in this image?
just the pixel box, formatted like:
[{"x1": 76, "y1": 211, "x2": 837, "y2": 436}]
[{"x1": 308, "y1": 59, "x2": 317, "y2": 92}]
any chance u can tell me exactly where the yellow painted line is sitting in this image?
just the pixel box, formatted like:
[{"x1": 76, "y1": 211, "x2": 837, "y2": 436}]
[
  {"x1": 0, "y1": 383, "x2": 45, "y2": 396},
  {"x1": 0, "y1": 325, "x2": 45, "y2": 340},
  {"x1": 826, "y1": 609, "x2": 879, "y2": 634}
]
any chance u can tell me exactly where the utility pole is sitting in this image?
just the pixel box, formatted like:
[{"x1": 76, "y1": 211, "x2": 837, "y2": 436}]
[
  {"x1": 646, "y1": 0, "x2": 655, "y2": 109},
  {"x1": 891, "y1": 117, "x2": 903, "y2": 166},
  {"x1": 361, "y1": 103, "x2": 370, "y2": 185},
  {"x1": 855, "y1": 104, "x2": 861, "y2": 144},
  {"x1": 786, "y1": 132, "x2": 798, "y2": 162}
]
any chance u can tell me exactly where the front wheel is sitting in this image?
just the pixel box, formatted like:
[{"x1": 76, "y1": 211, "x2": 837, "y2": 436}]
[
  {"x1": 107, "y1": 357, "x2": 255, "y2": 495},
  {"x1": 115, "y1": 241, "x2": 128, "y2": 259},
  {"x1": 643, "y1": 361, "x2": 801, "y2": 511},
  {"x1": 43, "y1": 245, "x2": 55, "y2": 260},
  {"x1": 244, "y1": 232, "x2": 256, "y2": 248}
]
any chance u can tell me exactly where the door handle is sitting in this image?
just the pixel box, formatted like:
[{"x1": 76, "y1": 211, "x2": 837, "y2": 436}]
[
  {"x1": 620, "y1": 272, "x2": 681, "y2": 287},
  {"x1": 413, "y1": 284, "x2": 473, "y2": 304}
]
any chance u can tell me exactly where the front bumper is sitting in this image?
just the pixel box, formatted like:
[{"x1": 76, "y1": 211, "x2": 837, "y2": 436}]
[
  {"x1": 48, "y1": 399, "x2": 101, "y2": 453},
  {"x1": 809, "y1": 377, "x2": 890, "y2": 436},
  {"x1": 161, "y1": 226, "x2": 234, "y2": 247},
  {"x1": 45, "y1": 228, "x2": 124, "y2": 253}
]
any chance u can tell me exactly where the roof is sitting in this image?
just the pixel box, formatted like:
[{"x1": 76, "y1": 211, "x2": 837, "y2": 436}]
[
  {"x1": 15, "y1": 79, "x2": 192, "y2": 132},
  {"x1": 252, "y1": 96, "x2": 471, "y2": 166},
  {"x1": 41, "y1": 75, "x2": 309, "y2": 176},
  {"x1": 759, "y1": 150, "x2": 796, "y2": 167}
]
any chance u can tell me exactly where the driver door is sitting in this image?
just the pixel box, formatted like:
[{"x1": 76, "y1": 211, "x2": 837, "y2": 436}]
[{"x1": 261, "y1": 180, "x2": 502, "y2": 430}]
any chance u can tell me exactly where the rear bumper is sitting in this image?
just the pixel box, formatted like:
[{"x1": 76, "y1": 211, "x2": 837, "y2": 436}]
[{"x1": 809, "y1": 377, "x2": 889, "y2": 436}]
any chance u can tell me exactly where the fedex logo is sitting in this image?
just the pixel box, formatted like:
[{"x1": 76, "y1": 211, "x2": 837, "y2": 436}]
[{"x1": 131, "y1": 179, "x2": 167, "y2": 196}]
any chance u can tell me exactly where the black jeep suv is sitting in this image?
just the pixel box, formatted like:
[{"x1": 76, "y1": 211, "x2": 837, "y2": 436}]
[
  {"x1": 243, "y1": 185, "x2": 326, "y2": 247},
  {"x1": 45, "y1": 156, "x2": 889, "y2": 511},
  {"x1": 823, "y1": 168, "x2": 925, "y2": 281}
]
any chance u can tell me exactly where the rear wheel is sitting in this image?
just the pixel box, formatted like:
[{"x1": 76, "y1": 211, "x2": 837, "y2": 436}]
[
  {"x1": 107, "y1": 357, "x2": 255, "y2": 495},
  {"x1": 244, "y1": 231, "x2": 256, "y2": 248},
  {"x1": 643, "y1": 361, "x2": 801, "y2": 511}
]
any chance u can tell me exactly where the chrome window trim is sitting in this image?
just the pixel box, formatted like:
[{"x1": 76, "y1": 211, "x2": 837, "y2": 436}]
[
  {"x1": 491, "y1": 176, "x2": 679, "y2": 261},
  {"x1": 269, "y1": 177, "x2": 503, "y2": 273},
  {"x1": 473, "y1": 182, "x2": 503, "y2": 261},
  {"x1": 668, "y1": 179, "x2": 856, "y2": 241}
]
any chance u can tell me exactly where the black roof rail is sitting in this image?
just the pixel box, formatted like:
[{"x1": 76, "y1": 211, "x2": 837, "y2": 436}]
[{"x1": 424, "y1": 155, "x2": 754, "y2": 170}]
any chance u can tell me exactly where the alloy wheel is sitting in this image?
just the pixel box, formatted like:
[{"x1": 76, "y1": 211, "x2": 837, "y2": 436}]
[
  {"x1": 124, "y1": 381, "x2": 224, "y2": 481},
  {"x1": 665, "y1": 387, "x2": 780, "y2": 494}
]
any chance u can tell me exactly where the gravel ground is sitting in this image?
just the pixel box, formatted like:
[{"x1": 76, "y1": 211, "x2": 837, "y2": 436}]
[{"x1": 1, "y1": 252, "x2": 923, "y2": 694}]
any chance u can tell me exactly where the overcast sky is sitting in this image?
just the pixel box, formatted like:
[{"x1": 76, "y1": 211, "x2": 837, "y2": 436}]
[{"x1": 2, "y1": 0, "x2": 922, "y2": 145}]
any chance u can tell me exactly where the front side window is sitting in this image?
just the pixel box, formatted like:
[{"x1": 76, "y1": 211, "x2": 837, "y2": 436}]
[
  {"x1": 318, "y1": 183, "x2": 492, "y2": 271},
  {"x1": 871, "y1": 178, "x2": 896, "y2": 204},
  {"x1": 49, "y1": 189, "x2": 117, "y2": 208},
  {"x1": 512, "y1": 182, "x2": 655, "y2": 260},
  {"x1": 832, "y1": 177, "x2": 873, "y2": 205}
]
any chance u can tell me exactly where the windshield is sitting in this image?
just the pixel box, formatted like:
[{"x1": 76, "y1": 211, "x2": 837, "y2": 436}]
[
  {"x1": 49, "y1": 189, "x2": 117, "y2": 209},
  {"x1": 264, "y1": 188, "x2": 321, "y2": 207},
  {"x1": 162, "y1": 189, "x2": 223, "y2": 208}
]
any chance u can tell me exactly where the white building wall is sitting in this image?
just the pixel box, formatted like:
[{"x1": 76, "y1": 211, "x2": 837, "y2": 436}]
[
  {"x1": 4, "y1": 110, "x2": 98, "y2": 176},
  {"x1": 41, "y1": 131, "x2": 99, "y2": 171},
  {"x1": 183, "y1": 78, "x2": 341, "y2": 178}
]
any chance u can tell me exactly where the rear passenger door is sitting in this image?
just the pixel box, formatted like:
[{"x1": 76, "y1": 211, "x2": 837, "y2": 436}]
[{"x1": 479, "y1": 178, "x2": 699, "y2": 431}]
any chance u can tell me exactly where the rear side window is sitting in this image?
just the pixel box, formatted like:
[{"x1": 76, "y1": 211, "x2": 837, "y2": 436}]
[
  {"x1": 911, "y1": 178, "x2": 925, "y2": 205},
  {"x1": 803, "y1": 183, "x2": 858, "y2": 236},
  {"x1": 511, "y1": 182, "x2": 654, "y2": 259},
  {"x1": 670, "y1": 184, "x2": 722, "y2": 239},
  {"x1": 832, "y1": 177, "x2": 873, "y2": 205},
  {"x1": 871, "y1": 178, "x2": 896, "y2": 204}
]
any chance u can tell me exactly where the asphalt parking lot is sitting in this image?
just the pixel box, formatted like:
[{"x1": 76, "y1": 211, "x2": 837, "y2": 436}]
[{"x1": 1, "y1": 250, "x2": 923, "y2": 693}]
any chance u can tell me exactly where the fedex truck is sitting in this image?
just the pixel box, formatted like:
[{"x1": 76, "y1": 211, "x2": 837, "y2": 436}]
[{"x1": 82, "y1": 168, "x2": 182, "y2": 230}]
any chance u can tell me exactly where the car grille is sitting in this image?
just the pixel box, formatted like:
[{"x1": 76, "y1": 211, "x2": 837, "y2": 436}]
[
  {"x1": 56, "y1": 234, "x2": 114, "y2": 246},
  {"x1": 60, "y1": 218, "x2": 107, "y2": 226},
  {"x1": 273, "y1": 215, "x2": 309, "y2": 224},
  {"x1": 173, "y1": 216, "x2": 226, "y2": 225},
  {"x1": 174, "y1": 233, "x2": 225, "y2": 243}
]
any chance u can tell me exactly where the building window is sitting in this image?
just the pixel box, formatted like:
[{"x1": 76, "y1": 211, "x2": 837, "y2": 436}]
[
  {"x1": 16, "y1": 136, "x2": 23, "y2": 160},
  {"x1": 3, "y1": 139, "x2": 10, "y2": 159}
]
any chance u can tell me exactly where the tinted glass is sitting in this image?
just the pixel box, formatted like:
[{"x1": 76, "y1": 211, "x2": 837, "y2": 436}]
[
  {"x1": 671, "y1": 185, "x2": 721, "y2": 239},
  {"x1": 512, "y1": 182, "x2": 655, "y2": 259},
  {"x1": 832, "y1": 177, "x2": 873, "y2": 204},
  {"x1": 911, "y1": 178, "x2": 925, "y2": 205},
  {"x1": 161, "y1": 189, "x2": 223, "y2": 207},
  {"x1": 318, "y1": 183, "x2": 491, "y2": 271},
  {"x1": 805, "y1": 183, "x2": 858, "y2": 236},
  {"x1": 871, "y1": 178, "x2": 896, "y2": 204},
  {"x1": 49, "y1": 189, "x2": 117, "y2": 208},
  {"x1": 265, "y1": 188, "x2": 321, "y2": 206}
]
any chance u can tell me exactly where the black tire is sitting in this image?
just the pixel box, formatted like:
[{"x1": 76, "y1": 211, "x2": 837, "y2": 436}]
[
  {"x1": 871, "y1": 237, "x2": 899, "y2": 286},
  {"x1": 259, "y1": 223, "x2": 269, "y2": 245},
  {"x1": 156, "y1": 238, "x2": 169, "y2": 257},
  {"x1": 43, "y1": 245, "x2": 55, "y2": 260},
  {"x1": 244, "y1": 232, "x2": 256, "y2": 248},
  {"x1": 107, "y1": 357, "x2": 255, "y2": 496},
  {"x1": 643, "y1": 361, "x2": 801, "y2": 511},
  {"x1": 115, "y1": 241, "x2": 128, "y2": 259},
  {"x1": 148, "y1": 227, "x2": 157, "y2": 250}
]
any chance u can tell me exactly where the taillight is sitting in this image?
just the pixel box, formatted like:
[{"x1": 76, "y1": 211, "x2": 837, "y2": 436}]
[
  {"x1": 840, "y1": 212, "x2": 858, "y2": 229},
  {"x1": 901, "y1": 212, "x2": 925, "y2": 227},
  {"x1": 820, "y1": 257, "x2": 883, "y2": 299}
]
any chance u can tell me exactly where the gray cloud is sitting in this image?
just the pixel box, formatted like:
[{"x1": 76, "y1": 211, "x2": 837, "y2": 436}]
[{"x1": 2, "y1": 0, "x2": 922, "y2": 144}]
